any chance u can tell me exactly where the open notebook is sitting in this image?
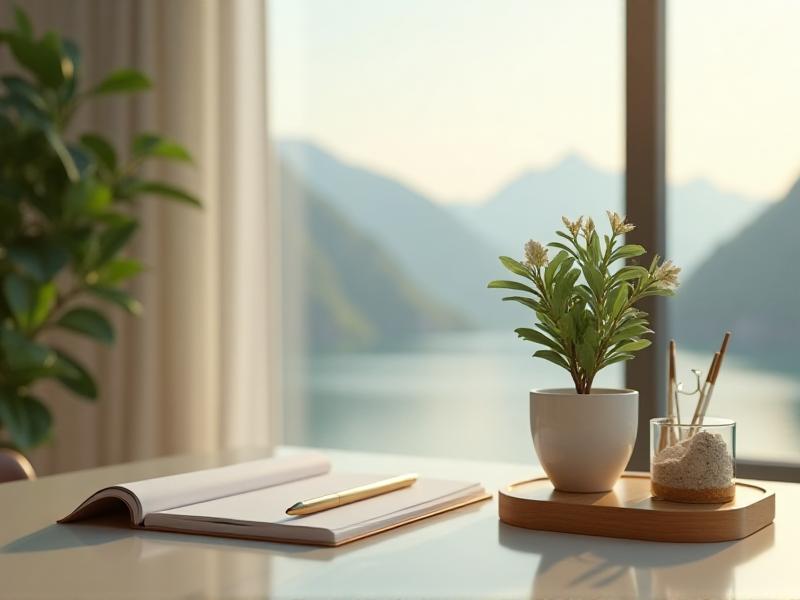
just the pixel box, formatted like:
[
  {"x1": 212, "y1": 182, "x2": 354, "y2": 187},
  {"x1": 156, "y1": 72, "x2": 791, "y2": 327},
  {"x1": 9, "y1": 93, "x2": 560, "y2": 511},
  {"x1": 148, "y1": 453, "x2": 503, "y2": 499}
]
[{"x1": 59, "y1": 453, "x2": 490, "y2": 546}]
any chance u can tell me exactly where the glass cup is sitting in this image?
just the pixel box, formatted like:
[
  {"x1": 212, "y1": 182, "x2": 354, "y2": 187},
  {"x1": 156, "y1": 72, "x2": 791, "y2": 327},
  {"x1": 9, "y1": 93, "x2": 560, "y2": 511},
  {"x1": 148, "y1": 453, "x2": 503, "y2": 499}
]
[{"x1": 650, "y1": 417, "x2": 736, "y2": 503}]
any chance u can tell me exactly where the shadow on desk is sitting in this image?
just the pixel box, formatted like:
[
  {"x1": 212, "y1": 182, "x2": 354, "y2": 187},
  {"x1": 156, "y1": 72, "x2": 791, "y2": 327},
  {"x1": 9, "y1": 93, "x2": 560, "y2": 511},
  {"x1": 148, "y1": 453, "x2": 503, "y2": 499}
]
[{"x1": 498, "y1": 522, "x2": 775, "y2": 599}]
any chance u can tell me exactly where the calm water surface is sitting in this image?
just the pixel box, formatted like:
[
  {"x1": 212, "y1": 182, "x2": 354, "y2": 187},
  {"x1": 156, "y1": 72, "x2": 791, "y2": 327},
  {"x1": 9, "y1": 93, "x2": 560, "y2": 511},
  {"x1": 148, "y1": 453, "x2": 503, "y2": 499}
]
[{"x1": 286, "y1": 330, "x2": 800, "y2": 464}]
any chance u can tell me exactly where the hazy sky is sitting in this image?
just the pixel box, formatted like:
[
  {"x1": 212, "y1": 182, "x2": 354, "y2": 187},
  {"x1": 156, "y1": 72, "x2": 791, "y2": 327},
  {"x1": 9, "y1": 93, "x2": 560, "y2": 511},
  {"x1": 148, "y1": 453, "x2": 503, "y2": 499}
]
[{"x1": 270, "y1": 0, "x2": 800, "y2": 204}]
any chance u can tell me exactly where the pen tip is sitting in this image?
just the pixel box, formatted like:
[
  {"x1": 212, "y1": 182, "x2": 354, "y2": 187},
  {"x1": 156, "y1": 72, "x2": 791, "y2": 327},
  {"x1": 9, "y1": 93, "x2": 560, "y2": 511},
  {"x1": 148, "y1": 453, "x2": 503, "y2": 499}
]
[{"x1": 286, "y1": 502, "x2": 303, "y2": 515}]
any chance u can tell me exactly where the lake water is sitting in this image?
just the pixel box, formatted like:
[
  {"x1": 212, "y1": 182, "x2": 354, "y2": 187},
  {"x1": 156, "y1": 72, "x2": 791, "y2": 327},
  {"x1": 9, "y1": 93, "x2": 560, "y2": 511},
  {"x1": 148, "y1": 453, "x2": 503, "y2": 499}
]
[{"x1": 285, "y1": 330, "x2": 800, "y2": 464}]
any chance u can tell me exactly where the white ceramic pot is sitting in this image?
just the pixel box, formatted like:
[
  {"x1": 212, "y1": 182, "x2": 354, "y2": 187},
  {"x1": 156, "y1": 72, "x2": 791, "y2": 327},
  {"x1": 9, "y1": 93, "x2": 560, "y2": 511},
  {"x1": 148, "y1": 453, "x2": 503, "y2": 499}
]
[{"x1": 530, "y1": 388, "x2": 638, "y2": 492}]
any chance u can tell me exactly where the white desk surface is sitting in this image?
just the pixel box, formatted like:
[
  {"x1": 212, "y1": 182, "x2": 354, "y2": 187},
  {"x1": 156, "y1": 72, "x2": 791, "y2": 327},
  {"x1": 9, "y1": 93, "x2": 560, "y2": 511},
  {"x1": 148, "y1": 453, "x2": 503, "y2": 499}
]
[{"x1": 0, "y1": 445, "x2": 795, "y2": 599}]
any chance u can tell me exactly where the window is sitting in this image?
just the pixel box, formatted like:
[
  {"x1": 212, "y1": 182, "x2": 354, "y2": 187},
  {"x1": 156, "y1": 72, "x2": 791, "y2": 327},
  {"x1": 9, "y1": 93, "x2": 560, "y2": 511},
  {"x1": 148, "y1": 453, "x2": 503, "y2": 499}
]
[
  {"x1": 270, "y1": 0, "x2": 624, "y2": 461},
  {"x1": 667, "y1": 1, "x2": 800, "y2": 464}
]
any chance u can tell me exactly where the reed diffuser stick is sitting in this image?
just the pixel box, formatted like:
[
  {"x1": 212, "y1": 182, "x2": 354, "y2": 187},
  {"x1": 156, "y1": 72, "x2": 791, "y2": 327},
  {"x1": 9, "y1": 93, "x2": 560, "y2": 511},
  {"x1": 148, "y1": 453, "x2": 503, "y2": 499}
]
[
  {"x1": 696, "y1": 332, "x2": 731, "y2": 426},
  {"x1": 690, "y1": 352, "x2": 719, "y2": 432},
  {"x1": 662, "y1": 340, "x2": 678, "y2": 449}
]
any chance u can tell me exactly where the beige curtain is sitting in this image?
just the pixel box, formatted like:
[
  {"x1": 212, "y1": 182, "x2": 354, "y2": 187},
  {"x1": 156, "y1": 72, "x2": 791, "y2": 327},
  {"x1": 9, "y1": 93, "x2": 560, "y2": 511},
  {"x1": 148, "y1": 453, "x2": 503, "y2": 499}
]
[{"x1": 1, "y1": 0, "x2": 279, "y2": 474}]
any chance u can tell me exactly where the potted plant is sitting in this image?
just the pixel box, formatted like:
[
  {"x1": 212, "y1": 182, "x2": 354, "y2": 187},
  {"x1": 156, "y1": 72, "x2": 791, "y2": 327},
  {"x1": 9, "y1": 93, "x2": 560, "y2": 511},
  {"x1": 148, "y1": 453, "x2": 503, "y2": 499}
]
[
  {"x1": 489, "y1": 212, "x2": 680, "y2": 492},
  {"x1": 0, "y1": 8, "x2": 199, "y2": 452}
]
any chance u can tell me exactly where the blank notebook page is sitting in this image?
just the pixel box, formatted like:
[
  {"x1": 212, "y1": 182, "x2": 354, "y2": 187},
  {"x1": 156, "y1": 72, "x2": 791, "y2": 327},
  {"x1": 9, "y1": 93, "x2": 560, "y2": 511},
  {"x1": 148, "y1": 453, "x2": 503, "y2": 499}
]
[{"x1": 151, "y1": 472, "x2": 481, "y2": 534}]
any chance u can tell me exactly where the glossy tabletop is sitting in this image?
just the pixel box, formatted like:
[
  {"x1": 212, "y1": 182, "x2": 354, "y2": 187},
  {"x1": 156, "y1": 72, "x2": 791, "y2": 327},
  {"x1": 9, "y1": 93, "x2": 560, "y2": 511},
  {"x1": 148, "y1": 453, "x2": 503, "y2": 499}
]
[{"x1": 0, "y1": 446, "x2": 796, "y2": 599}]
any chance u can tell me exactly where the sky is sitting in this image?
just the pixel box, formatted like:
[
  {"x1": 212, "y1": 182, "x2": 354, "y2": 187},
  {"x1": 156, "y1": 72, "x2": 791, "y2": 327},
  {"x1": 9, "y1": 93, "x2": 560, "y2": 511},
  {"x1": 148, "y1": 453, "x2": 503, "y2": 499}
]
[{"x1": 270, "y1": 0, "x2": 800, "y2": 204}]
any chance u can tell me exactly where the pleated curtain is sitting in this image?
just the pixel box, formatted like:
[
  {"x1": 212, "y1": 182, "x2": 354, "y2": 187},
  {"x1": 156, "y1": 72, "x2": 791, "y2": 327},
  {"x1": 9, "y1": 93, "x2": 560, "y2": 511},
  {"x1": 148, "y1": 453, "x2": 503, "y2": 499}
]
[{"x1": 1, "y1": 0, "x2": 279, "y2": 474}]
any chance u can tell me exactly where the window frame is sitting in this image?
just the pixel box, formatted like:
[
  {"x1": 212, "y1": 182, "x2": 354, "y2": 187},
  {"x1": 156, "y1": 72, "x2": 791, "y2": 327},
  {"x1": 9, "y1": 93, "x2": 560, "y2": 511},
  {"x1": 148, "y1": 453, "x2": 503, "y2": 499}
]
[{"x1": 625, "y1": 0, "x2": 800, "y2": 482}]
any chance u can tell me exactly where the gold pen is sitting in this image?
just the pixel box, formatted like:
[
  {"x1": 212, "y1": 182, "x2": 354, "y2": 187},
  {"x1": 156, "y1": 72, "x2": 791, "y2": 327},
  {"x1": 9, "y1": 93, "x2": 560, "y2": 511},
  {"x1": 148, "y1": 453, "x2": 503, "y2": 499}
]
[{"x1": 285, "y1": 473, "x2": 418, "y2": 516}]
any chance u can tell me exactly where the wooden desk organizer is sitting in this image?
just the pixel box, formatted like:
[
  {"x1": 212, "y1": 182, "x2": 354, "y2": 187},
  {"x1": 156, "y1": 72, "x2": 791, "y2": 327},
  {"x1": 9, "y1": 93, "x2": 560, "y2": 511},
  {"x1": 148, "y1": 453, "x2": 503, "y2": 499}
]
[{"x1": 498, "y1": 473, "x2": 774, "y2": 543}]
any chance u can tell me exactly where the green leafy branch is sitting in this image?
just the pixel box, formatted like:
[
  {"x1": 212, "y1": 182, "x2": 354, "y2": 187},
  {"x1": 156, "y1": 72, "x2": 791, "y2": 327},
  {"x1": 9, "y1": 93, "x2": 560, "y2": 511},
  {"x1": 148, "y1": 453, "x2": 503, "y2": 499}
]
[
  {"x1": 0, "y1": 6, "x2": 200, "y2": 449},
  {"x1": 488, "y1": 212, "x2": 680, "y2": 394}
]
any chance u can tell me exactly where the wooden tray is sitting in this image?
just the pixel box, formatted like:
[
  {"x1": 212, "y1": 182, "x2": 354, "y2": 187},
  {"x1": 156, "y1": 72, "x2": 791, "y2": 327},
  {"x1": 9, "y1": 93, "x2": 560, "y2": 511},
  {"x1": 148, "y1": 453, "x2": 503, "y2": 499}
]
[{"x1": 498, "y1": 473, "x2": 774, "y2": 542}]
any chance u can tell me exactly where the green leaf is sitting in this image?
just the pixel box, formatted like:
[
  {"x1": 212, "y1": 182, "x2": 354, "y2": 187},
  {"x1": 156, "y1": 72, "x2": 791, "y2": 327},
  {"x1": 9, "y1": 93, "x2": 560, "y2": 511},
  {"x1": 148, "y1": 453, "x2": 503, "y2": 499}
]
[
  {"x1": 0, "y1": 391, "x2": 52, "y2": 449},
  {"x1": 611, "y1": 244, "x2": 646, "y2": 262},
  {"x1": 544, "y1": 250, "x2": 569, "y2": 290},
  {"x1": 44, "y1": 126, "x2": 79, "y2": 181},
  {"x1": 87, "y1": 286, "x2": 142, "y2": 315},
  {"x1": 14, "y1": 6, "x2": 33, "y2": 37},
  {"x1": 52, "y1": 349, "x2": 97, "y2": 400},
  {"x1": 498, "y1": 256, "x2": 534, "y2": 280},
  {"x1": 64, "y1": 178, "x2": 112, "y2": 218},
  {"x1": 96, "y1": 258, "x2": 144, "y2": 285},
  {"x1": 608, "y1": 283, "x2": 630, "y2": 318},
  {"x1": 577, "y1": 342, "x2": 596, "y2": 376},
  {"x1": 2, "y1": 274, "x2": 56, "y2": 331},
  {"x1": 600, "y1": 353, "x2": 635, "y2": 369},
  {"x1": 91, "y1": 219, "x2": 138, "y2": 268},
  {"x1": 515, "y1": 327, "x2": 563, "y2": 352},
  {"x1": 126, "y1": 181, "x2": 201, "y2": 206},
  {"x1": 582, "y1": 264, "x2": 604, "y2": 298},
  {"x1": 0, "y1": 328, "x2": 59, "y2": 373},
  {"x1": 551, "y1": 268, "x2": 581, "y2": 315},
  {"x1": 7, "y1": 239, "x2": 69, "y2": 282},
  {"x1": 533, "y1": 350, "x2": 571, "y2": 371},
  {"x1": 501, "y1": 296, "x2": 539, "y2": 311},
  {"x1": 487, "y1": 280, "x2": 539, "y2": 295},
  {"x1": 615, "y1": 339, "x2": 652, "y2": 353},
  {"x1": 546, "y1": 241, "x2": 579, "y2": 259},
  {"x1": 56, "y1": 308, "x2": 114, "y2": 344},
  {"x1": 614, "y1": 265, "x2": 650, "y2": 282},
  {"x1": 80, "y1": 134, "x2": 117, "y2": 171},
  {"x1": 132, "y1": 133, "x2": 192, "y2": 162},
  {"x1": 609, "y1": 324, "x2": 653, "y2": 346},
  {"x1": 7, "y1": 31, "x2": 64, "y2": 87},
  {"x1": 92, "y1": 68, "x2": 151, "y2": 94}
]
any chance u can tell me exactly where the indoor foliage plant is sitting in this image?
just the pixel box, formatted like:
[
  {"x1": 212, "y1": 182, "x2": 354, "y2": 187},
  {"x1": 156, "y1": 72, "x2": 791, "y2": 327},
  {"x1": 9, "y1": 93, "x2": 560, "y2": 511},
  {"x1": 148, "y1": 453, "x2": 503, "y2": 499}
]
[
  {"x1": 0, "y1": 8, "x2": 199, "y2": 451},
  {"x1": 489, "y1": 212, "x2": 680, "y2": 491}
]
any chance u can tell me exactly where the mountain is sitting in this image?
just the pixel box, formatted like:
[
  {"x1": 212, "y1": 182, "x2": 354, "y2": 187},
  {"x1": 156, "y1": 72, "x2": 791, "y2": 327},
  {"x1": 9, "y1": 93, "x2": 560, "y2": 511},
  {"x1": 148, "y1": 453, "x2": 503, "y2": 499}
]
[
  {"x1": 280, "y1": 163, "x2": 466, "y2": 351},
  {"x1": 674, "y1": 178, "x2": 800, "y2": 368},
  {"x1": 279, "y1": 140, "x2": 511, "y2": 327},
  {"x1": 450, "y1": 154, "x2": 765, "y2": 278}
]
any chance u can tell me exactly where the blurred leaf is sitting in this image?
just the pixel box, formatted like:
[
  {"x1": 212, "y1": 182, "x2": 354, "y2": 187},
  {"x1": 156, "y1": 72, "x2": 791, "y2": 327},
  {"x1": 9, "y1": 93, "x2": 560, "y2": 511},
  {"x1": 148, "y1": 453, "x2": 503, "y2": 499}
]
[
  {"x1": 91, "y1": 219, "x2": 138, "y2": 268},
  {"x1": 52, "y1": 349, "x2": 97, "y2": 400},
  {"x1": 132, "y1": 133, "x2": 192, "y2": 162},
  {"x1": 92, "y1": 68, "x2": 150, "y2": 94},
  {"x1": 0, "y1": 391, "x2": 52, "y2": 449},
  {"x1": 125, "y1": 180, "x2": 200, "y2": 206},
  {"x1": 7, "y1": 30, "x2": 64, "y2": 88},
  {"x1": 80, "y1": 133, "x2": 116, "y2": 171},
  {"x1": 1, "y1": 75, "x2": 47, "y2": 112},
  {"x1": 43, "y1": 126, "x2": 79, "y2": 181},
  {"x1": 13, "y1": 5, "x2": 33, "y2": 38},
  {"x1": 64, "y1": 178, "x2": 111, "y2": 218},
  {"x1": 0, "y1": 328, "x2": 59, "y2": 374},
  {"x1": 87, "y1": 286, "x2": 142, "y2": 315},
  {"x1": 96, "y1": 258, "x2": 144, "y2": 285},
  {"x1": 2, "y1": 273, "x2": 55, "y2": 331},
  {"x1": 7, "y1": 238, "x2": 69, "y2": 282},
  {"x1": 56, "y1": 307, "x2": 114, "y2": 344}
]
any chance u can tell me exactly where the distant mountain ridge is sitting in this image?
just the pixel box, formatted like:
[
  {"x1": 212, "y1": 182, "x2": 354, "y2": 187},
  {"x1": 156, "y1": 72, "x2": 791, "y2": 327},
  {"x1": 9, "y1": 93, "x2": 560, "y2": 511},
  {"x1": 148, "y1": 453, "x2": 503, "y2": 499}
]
[
  {"x1": 278, "y1": 139, "x2": 773, "y2": 354},
  {"x1": 280, "y1": 163, "x2": 465, "y2": 351},
  {"x1": 280, "y1": 140, "x2": 513, "y2": 328},
  {"x1": 450, "y1": 153, "x2": 765, "y2": 278},
  {"x1": 675, "y1": 177, "x2": 800, "y2": 368}
]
